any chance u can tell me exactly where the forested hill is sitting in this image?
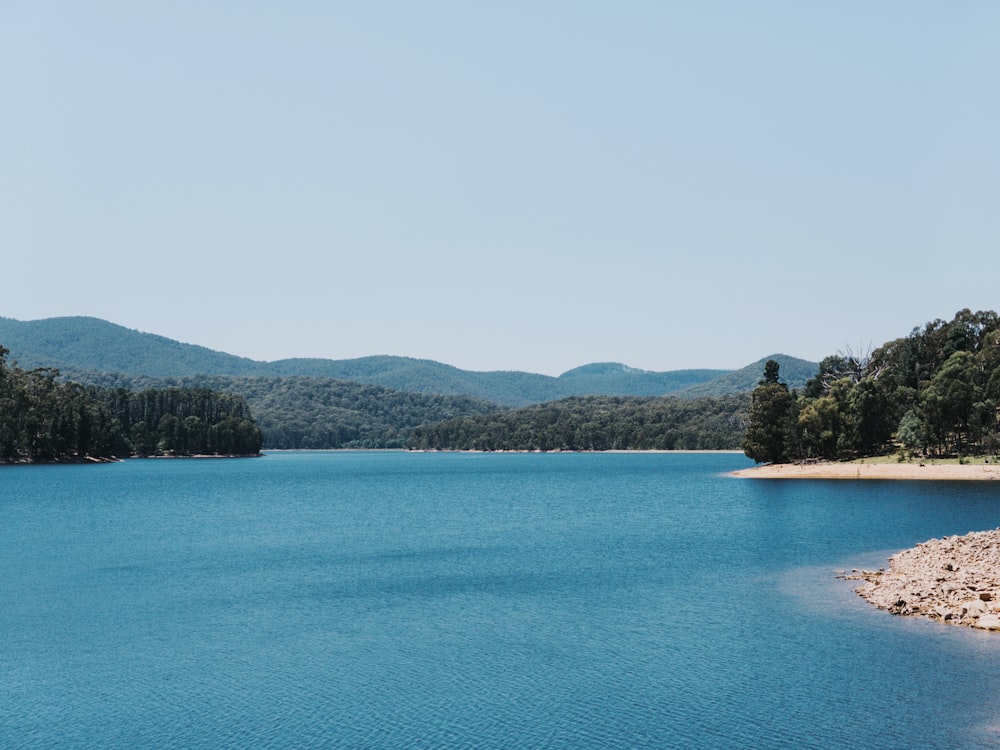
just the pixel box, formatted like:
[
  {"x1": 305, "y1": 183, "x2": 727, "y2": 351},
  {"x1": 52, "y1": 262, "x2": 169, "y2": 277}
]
[
  {"x1": 408, "y1": 394, "x2": 750, "y2": 451},
  {"x1": 0, "y1": 316, "x2": 265, "y2": 377},
  {"x1": 264, "y1": 357, "x2": 731, "y2": 405},
  {"x1": 672, "y1": 355, "x2": 818, "y2": 398},
  {"x1": 0, "y1": 316, "x2": 816, "y2": 405},
  {"x1": 68, "y1": 371, "x2": 505, "y2": 450}
]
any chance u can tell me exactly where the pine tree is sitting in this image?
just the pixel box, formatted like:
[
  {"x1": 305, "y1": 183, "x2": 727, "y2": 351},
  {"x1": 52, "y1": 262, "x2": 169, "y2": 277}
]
[{"x1": 743, "y1": 360, "x2": 793, "y2": 464}]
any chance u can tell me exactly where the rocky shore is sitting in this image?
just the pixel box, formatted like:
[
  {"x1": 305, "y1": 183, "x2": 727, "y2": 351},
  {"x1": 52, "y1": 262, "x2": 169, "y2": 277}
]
[{"x1": 840, "y1": 528, "x2": 1000, "y2": 631}]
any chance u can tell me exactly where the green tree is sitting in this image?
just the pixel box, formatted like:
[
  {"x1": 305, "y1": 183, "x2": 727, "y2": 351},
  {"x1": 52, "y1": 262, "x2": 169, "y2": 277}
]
[
  {"x1": 843, "y1": 377, "x2": 892, "y2": 456},
  {"x1": 897, "y1": 410, "x2": 923, "y2": 457},
  {"x1": 743, "y1": 360, "x2": 793, "y2": 464},
  {"x1": 921, "y1": 350, "x2": 977, "y2": 454}
]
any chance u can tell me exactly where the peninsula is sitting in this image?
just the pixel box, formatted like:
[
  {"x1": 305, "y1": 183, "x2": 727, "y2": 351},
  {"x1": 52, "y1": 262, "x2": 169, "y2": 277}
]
[
  {"x1": 740, "y1": 310, "x2": 1000, "y2": 472},
  {"x1": 839, "y1": 528, "x2": 1000, "y2": 631}
]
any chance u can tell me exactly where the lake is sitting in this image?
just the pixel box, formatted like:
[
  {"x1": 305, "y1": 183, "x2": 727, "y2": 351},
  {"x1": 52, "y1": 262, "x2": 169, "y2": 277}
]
[{"x1": 3, "y1": 451, "x2": 1000, "y2": 748}]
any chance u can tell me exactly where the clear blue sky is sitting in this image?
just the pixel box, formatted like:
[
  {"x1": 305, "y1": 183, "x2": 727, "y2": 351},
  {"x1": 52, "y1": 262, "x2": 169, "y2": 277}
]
[{"x1": 3, "y1": 2, "x2": 998, "y2": 375}]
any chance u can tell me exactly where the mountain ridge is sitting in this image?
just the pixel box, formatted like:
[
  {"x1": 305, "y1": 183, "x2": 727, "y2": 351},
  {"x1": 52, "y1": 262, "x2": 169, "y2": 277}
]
[{"x1": 0, "y1": 316, "x2": 817, "y2": 405}]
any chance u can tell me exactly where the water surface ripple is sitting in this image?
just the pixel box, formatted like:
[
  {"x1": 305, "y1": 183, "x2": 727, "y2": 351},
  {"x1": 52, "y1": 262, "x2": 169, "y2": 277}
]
[{"x1": 3, "y1": 452, "x2": 1000, "y2": 748}]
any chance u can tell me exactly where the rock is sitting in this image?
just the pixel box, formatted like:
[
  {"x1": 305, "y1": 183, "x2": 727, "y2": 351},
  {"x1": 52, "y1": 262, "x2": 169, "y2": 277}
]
[
  {"x1": 847, "y1": 527, "x2": 1000, "y2": 632},
  {"x1": 962, "y1": 600, "x2": 989, "y2": 617},
  {"x1": 975, "y1": 614, "x2": 1000, "y2": 631}
]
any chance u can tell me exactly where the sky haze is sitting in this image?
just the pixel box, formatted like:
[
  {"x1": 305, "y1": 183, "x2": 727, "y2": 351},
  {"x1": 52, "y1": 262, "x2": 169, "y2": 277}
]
[{"x1": 4, "y1": 3, "x2": 998, "y2": 375}]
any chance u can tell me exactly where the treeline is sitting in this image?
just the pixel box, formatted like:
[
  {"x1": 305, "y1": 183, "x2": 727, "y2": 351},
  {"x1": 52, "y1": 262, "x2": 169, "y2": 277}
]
[
  {"x1": 63, "y1": 372, "x2": 504, "y2": 449},
  {"x1": 408, "y1": 394, "x2": 749, "y2": 451},
  {"x1": 744, "y1": 309, "x2": 1000, "y2": 464},
  {"x1": 238, "y1": 376, "x2": 502, "y2": 449},
  {"x1": 0, "y1": 346, "x2": 262, "y2": 463}
]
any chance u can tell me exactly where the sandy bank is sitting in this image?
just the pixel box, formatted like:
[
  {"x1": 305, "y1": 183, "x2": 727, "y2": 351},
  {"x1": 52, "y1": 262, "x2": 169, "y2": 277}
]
[
  {"x1": 840, "y1": 529, "x2": 1000, "y2": 631},
  {"x1": 731, "y1": 462, "x2": 1000, "y2": 481}
]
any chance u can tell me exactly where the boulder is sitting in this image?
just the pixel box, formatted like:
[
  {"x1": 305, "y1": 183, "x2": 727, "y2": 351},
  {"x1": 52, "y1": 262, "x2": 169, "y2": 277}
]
[
  {"x1": 974, "y1": 614, "x2": 1000, "y2": 631},
  {"x1": 962, "y1": 600, "x2": 989, "y2": 617}
]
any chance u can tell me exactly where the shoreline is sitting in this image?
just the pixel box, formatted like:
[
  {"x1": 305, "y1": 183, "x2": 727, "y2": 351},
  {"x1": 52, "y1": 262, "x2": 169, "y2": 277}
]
[
  {"x1": 435, "y1": 449, "x2": 749, "y2": 455},
  {"x1": 732, "y1": 461, "x2": 1000, "y2": 481},
  {"x1": 261, "y1": 448, "x2": 746, "y2": 455},
  {"x1": 840, "y1": 529, "x2": 1000, "y2": 631}
]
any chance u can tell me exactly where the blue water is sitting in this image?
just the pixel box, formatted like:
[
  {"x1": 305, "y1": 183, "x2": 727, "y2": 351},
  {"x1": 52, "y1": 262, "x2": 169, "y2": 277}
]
[{"x1": 3, "y1": 452, "x2": 1000, "y2": 749}]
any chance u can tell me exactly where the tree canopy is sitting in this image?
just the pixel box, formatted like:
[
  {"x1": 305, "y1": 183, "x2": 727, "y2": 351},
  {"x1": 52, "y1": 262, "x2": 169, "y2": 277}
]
[
  {"x1": 742, "y1": 360, "x2": 792, "y2": 464},
  {"x1": 67, "y1": 372, "x2": 504, "y2": 450},
  {"x1": 743, "y1": 309, "x2": 1000, "y2": 463},
  {"x1": 408, "y1": 394, "x2": 749, "y2": 451},
  {"x1": 0, "y1": 346, "x2": 262, "y2": 462}
]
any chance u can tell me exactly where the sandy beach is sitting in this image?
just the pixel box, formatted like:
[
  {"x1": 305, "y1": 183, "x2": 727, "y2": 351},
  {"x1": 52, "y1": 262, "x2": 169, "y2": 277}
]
[{"x1": 731, "y1": 461, "x2": 1000, "y2": 481}]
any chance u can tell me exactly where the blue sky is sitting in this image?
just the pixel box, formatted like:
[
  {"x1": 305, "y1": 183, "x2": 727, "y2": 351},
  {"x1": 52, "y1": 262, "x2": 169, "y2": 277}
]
[{"x1": 3, "y1": 2, "x2": 998, "y2": 375}]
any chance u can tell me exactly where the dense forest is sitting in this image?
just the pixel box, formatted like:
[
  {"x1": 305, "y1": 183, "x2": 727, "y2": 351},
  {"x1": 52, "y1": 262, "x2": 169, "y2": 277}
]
[
  {"x1": 65, "y1": 372, "x2": 505, "y2": 449},
  {"x1": 744, "y1": 309, "x2": 1000, "y2": 464},
  {"x1": 0, "y1": 346, "x2": 262, "y2": 462},
  {"x1": 238, "y1": 377, "x2": 502, "y2": 449},
  {"x1": 33, "y1": 311, "x2": 1000, "y2": 459},
  {"x1": 408, "y1": 394, "x2": 749, "y2": 451}
]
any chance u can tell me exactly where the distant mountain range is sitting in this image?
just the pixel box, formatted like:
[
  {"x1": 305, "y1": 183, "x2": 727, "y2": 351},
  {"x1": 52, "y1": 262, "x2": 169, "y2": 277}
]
[{"x1": 0, "y1": 316, "x2": 818, "y2": 406}]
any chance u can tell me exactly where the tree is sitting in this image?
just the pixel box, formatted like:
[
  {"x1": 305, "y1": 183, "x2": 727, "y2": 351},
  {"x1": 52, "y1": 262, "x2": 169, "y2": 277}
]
[
  {"x1": 797, "y1": 391, "x2": 841, "y2": 459},
  {"x1": 921, "y1": 351, "x2": 977, "y2": 454},
  {"x1": 843, "y1": 377, "x2": 892, "y2": 456},
  {"x1": 744, "y1": 360, "x2": 793, "y2": 464},
  {"x1": 897, "y1": 410, "x2": 923, "y2": 457},
  {"x1": 0, "y1": 351, "x2": 264, "y2": 462},
  {"x1": 761, "y1": 359, "x2": 781, "y2": 385}
]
